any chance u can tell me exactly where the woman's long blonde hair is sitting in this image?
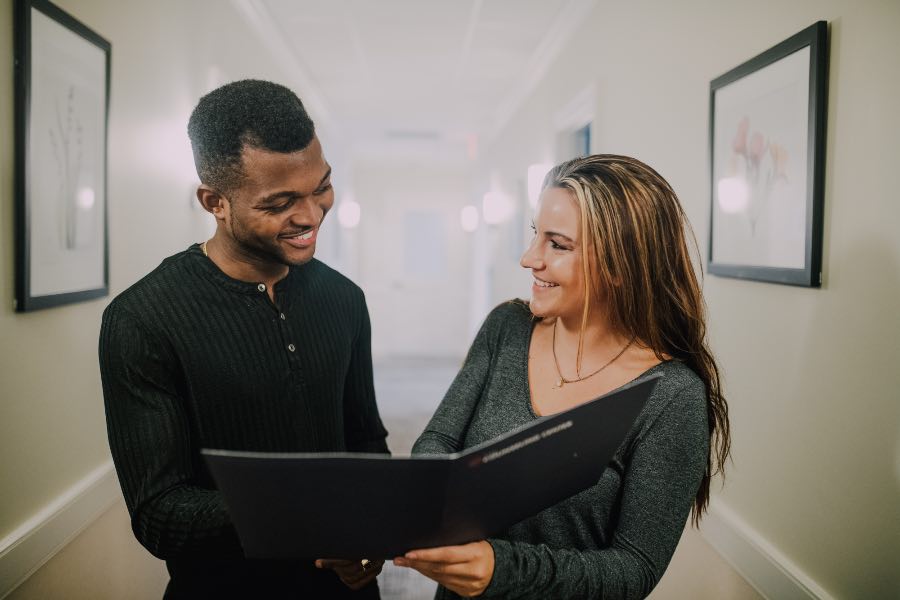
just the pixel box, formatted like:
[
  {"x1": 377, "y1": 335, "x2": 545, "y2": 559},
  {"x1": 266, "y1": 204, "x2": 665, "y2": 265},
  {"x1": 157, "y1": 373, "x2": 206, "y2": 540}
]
[{"x1": 545, "y1": 154, "x2": 730, "y2": 525}]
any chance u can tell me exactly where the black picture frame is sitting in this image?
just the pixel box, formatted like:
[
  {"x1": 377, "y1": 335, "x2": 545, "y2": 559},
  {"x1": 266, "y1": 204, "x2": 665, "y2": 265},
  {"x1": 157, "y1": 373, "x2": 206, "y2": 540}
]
[
  {"x1": 14, "y1": 0, "x2": 111, "y2": 311},
  {"x1": 708, "y1": 21, "x2": 828, "y2": 287}
]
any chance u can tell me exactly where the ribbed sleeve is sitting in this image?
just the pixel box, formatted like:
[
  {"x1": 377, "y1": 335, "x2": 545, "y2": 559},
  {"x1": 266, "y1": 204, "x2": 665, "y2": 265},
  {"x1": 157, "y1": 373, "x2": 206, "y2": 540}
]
[{"x1": 100, "y1": 306, "x2": 243, "y2": 559}]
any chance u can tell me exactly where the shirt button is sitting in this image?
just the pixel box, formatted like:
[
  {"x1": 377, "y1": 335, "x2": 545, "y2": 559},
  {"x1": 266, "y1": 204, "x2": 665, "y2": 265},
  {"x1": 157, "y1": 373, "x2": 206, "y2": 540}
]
[
  {"x1": 280, "y1": 313, "x2": 286, "y2": 320},
  {"x1": 257, "y1": 283, "x2": 266, "y2": 292},
  {"x1": 287, "y1": 343, "x2": 296, "y2": 352}
]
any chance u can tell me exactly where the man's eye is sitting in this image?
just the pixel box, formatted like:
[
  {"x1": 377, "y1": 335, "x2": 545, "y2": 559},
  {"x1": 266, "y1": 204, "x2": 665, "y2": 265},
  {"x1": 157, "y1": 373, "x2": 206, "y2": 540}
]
[
  {"x1": 265, "y1": 203, "x2": 290, "y2": 213},
  {"x1": 314, "y1": 184, "x2": 333, "y2": 195}
]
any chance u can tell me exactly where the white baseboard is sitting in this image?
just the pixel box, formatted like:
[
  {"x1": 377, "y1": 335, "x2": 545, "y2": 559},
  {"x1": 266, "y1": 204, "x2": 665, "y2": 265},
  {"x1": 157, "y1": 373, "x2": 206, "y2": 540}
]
[
  {"x1": 0, "y1": 461, "x2": 119, "y2": 599},
  {"x1": 702, "y1": 501, "x2": 835, "y2": 600}
]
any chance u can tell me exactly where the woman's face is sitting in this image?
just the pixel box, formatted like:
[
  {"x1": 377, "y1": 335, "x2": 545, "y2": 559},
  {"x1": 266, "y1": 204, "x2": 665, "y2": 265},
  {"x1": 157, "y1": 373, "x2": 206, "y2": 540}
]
[{"x1": 520, "y1": 187, "x2": 589, "y2": 320}]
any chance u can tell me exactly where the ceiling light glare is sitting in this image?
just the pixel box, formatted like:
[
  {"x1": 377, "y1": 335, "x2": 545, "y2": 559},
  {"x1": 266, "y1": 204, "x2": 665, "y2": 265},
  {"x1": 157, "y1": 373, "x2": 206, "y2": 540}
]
[
  {"x1": 338, "y1": 199, "x2": 361, "y2": 229},
  {"x1": 482, "y1": 192, "x2": 513, "y2": 225},
  {"x1": 460, "y1": 205, "x2": 479, "y2": 232},
  {"x1": 717, "y1": 177, "x2": 750, "y2": 214},
  {"x1": 527, "y1": 163, "x2": 553, "y2": 208}
]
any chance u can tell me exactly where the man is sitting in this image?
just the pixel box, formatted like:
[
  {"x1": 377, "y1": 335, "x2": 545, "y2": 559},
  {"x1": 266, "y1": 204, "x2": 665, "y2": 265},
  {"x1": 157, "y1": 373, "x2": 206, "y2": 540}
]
[{"x1": 99, "y1": 80, "x2": 387, "y2": 598}]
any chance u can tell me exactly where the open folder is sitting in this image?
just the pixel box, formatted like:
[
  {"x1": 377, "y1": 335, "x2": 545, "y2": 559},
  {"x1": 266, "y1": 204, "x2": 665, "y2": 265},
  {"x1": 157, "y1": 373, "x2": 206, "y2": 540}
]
[{"x1": 202, "y1": 373, "x2": 660, "y2": 559}]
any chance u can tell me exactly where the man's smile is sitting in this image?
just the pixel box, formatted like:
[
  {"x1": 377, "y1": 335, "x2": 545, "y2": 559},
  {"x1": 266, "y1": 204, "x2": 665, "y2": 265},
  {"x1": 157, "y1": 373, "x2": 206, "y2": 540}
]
[{"x1": 280, "y1": 227, "x2": 317, "y2": 247}]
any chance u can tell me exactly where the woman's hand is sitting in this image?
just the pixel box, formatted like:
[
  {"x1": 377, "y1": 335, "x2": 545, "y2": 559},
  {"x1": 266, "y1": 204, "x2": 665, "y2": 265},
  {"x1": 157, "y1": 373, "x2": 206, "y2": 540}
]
[
  {"x1": 315, "y1": 558, "x2": 383, "y2": 590},
  {"x1": 394, "y1": 540, "x2": 494, "y2": 598}
]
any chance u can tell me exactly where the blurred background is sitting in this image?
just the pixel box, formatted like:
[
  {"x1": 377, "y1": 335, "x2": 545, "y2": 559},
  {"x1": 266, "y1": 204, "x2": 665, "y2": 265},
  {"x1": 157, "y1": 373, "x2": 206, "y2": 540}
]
[{"x1": 1, "y1": 1, "x2": 898, "y2": 598}]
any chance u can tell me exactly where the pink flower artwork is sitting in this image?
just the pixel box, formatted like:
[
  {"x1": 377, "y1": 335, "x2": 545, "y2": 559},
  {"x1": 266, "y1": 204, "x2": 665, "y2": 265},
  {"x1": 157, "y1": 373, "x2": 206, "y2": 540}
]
[{"x1": 726, "y1": 116, "x2": 790, "y2": 236}]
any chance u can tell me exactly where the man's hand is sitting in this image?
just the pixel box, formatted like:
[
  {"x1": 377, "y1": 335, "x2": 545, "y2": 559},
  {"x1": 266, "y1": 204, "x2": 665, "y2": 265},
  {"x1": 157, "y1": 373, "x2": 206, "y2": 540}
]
[
  {"x1": 315, "y1": 558, "x2": 383, "y2": 590},
  {"x1": 393, "y1": 541, "x2": 494, "y2": 598}
]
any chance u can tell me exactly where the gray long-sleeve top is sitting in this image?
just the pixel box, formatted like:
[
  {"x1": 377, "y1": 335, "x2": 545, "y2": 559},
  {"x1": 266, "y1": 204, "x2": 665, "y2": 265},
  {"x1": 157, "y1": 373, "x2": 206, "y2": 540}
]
[{"x1": 412, "y1": 301, "x2": 709, "y2": 599}]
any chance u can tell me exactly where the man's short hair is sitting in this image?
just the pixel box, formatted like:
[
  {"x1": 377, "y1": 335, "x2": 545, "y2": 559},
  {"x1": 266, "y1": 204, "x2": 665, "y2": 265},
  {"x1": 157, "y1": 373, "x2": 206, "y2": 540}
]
[{"x1": 187, "y1": 79, "x2": 316, "y2": 193}]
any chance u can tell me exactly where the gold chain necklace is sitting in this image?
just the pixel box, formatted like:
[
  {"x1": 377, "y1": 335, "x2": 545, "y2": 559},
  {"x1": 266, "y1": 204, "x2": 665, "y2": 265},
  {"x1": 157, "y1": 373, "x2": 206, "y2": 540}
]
[{"x1": 551, "y1": 319, "x2": 635, "y2": 389}]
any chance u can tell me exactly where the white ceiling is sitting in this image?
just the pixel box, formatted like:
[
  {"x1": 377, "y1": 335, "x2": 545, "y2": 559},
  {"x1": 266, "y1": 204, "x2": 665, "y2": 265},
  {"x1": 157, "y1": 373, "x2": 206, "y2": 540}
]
[{"x1": 234, "y1": 0, "x2": 597, "y2": 161}]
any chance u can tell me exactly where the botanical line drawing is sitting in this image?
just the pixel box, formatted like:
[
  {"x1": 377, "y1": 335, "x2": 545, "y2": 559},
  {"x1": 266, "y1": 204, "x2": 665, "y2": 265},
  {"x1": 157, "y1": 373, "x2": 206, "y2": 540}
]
[{"x1": 47, "y1": 85, "x2": 84, "y2": 250}]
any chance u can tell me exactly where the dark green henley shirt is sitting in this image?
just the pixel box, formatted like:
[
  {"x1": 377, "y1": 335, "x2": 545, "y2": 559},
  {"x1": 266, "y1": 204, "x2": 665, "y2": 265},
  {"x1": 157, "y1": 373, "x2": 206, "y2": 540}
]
[{"x1": 99, "y1": 244, "x2": 388, "y2": 598}]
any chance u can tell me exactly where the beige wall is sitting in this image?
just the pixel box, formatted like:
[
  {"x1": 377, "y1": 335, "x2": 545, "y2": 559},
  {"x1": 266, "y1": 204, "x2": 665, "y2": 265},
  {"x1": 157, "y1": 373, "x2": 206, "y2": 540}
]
[
  {"x1": 0, "y1": 0, "x2": 318, "y2": 574},
  {"x1": 482, "y1": 0, "x2": 900, "y2": 598},
  {"x1": 0, "y1": 0, "x2": 98, "y2": 542}
]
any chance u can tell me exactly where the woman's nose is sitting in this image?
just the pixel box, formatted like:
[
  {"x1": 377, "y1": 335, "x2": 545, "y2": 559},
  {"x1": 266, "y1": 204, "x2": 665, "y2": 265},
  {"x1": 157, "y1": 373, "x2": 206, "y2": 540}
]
[{"x1": 520, "y1": 241, "x2": 542, "y2": 270}]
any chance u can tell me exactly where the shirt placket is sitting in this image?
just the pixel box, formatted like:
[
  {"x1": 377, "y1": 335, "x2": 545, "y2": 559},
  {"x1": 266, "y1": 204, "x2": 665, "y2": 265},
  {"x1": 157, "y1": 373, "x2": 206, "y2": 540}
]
[{"x1": 256, "y1": 282, "x2": 300, "y2": 368}]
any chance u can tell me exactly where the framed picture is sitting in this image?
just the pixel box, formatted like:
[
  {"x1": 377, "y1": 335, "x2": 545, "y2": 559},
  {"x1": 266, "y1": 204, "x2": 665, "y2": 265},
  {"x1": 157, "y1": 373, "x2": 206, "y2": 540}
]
[
  {"x1": 708, "y1": 21, "x2": 828, "y2": 287},
  {"x1": 14, "y1": 0, "x2": 110, "y2": 311}
]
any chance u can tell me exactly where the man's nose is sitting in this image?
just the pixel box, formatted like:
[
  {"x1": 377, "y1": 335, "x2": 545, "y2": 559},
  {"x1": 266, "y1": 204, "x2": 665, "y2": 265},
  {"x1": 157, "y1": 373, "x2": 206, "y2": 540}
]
[{"x1": 287, "y1": 201, "x2": 319, "y2": 225}]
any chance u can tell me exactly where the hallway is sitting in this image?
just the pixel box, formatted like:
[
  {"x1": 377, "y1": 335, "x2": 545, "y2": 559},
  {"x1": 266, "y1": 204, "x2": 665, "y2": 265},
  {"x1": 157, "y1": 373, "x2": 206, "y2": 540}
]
[
  {"x1": 375, "y1": 357, "x2": 457, "y2": 599},
  {"x1": 2, "y1": 1, "x2": 898, "y2": 598}
]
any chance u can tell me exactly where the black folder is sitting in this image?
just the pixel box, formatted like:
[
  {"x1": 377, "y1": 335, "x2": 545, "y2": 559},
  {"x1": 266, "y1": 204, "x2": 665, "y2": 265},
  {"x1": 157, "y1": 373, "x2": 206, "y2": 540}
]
[{"x1": 202, "y1": 373, "x2": 660, "y2": 559}]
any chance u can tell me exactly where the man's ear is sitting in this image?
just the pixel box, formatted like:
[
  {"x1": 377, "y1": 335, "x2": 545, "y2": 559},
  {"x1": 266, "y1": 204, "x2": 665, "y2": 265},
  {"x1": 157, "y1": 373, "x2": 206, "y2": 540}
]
[{"x1": 196, "y1": 185, "x2": 228, "y2": 222}]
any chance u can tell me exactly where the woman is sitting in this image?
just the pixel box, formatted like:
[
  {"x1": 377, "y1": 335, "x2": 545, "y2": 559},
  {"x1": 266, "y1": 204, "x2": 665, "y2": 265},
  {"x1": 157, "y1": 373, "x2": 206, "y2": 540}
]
[{"x1": 394, "y1": 155, "x2": 730, "y2": 599}]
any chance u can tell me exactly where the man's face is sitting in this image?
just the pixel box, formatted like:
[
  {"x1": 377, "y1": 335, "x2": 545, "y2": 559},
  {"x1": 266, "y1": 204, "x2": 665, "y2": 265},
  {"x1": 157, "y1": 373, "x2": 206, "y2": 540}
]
[{"x1": 222, "y1": 136, "x2": 333, "y2": 267}]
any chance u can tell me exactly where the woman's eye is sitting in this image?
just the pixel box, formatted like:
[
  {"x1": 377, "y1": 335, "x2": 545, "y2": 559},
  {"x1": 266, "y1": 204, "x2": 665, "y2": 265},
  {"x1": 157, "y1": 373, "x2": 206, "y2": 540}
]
[{"x1": 551, "y1": 240, "x2": 564, "y2": 250}]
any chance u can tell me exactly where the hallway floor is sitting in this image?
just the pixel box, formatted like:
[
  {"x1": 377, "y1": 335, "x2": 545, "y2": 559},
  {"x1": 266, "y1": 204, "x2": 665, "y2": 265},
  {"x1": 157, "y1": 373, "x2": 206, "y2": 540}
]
[{"x1": 374, "y1": 357, "x2": 458, "y2": 600}]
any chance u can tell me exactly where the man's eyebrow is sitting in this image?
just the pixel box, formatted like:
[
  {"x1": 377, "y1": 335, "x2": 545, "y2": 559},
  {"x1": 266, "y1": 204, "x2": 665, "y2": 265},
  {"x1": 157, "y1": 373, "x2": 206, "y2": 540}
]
[
  {"x1": 258, "y1": 191, "x2": 296, "y2": 204},
  {"x1": 257, "y1": 168, "x2": 333, "y2": 204},
  {"x1": 318, "y1": 167, "x2": 332, "y2": 187}
]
